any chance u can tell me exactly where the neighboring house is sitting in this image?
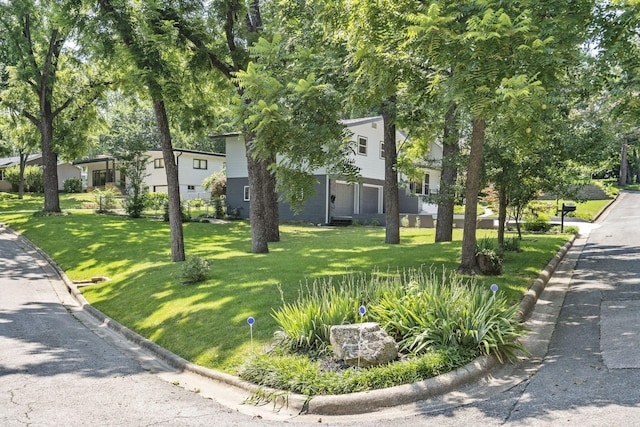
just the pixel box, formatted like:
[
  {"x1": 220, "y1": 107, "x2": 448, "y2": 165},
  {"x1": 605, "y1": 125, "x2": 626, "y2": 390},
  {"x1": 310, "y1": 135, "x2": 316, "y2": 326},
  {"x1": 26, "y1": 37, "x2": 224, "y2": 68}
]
[
  {"x1": 0, "y1": 154, "x2": 81, "y2": 192},
  {"x1": 74, "y1": 149, "x2": 226, "y2": 200},
  {"x1": 223, "y1": 116, "x2": 442, "y2": 226}
]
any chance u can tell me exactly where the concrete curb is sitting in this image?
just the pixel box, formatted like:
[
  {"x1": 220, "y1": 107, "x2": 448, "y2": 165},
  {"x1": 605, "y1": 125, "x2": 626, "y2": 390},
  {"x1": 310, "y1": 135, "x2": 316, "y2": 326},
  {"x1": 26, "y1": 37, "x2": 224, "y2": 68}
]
[{"x1": 5, "y1": 224, "x2": 574, "y2": 416}]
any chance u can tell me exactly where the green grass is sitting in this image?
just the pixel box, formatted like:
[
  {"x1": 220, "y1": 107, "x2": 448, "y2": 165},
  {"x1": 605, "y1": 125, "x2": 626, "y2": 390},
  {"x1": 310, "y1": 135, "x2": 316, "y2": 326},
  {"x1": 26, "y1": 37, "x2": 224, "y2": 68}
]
[
  {"x1": 0, "y1": 202, "x2": 568, "y2": 375},
  {"x1": 0, "y1": 192, "x2": 96, "y2": 211},
  {"x1": 531, "y1": 198, "x2": 612, "y2": 221}
]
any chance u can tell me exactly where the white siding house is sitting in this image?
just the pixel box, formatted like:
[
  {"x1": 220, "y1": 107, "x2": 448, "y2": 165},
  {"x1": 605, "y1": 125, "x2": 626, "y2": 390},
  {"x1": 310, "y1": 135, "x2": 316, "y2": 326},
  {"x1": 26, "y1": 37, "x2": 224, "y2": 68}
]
[
  {"x1": 76, "y1": 149, "x2": 225, "y2": 200},
  {"x1": 224, "y1": 116, "x2": 442, "y2": 225}
]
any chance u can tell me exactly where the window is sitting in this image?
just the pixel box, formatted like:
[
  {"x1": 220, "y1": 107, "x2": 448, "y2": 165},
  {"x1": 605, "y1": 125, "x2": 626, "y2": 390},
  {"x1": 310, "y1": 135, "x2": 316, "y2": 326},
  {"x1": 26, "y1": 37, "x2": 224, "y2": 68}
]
[
  {"x1": 357, "y1": 136, "x2": 367, "y2": 156},
  {"x1": 243, "y1": 185, "x2": 250, "y2": 201},
  {"x1": 154, "y1": 158, "x2": 164, "y2": 169},
  {"x1": 187, "y1": 185, "x2": 195, "y2": 191},
  {"x1": 193, "y1": 159, "x2": 208, "y2": 169},
  {"x1": 411, "y1": 173, "x2": 430, "y2": 195},
  {"x1": 379, "y1": 141, "x2": 385, "y2": 159}
]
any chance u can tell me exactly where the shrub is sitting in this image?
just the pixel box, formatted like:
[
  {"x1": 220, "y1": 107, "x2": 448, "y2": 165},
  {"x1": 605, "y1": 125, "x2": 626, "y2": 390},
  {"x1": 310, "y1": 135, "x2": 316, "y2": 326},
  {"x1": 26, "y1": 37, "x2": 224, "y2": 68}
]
[
  {"x1": 180, "y1": 255, "x2": 210, "y2": 284},
  {"x1": 3, "y1": 164, "x2": 44, "y2": 192},
  {"x1": 164, "y1": 200, "x2": 191, "y2": 222},
  {"x1": 146, "y1": 192, "x2": 168, "y2": 213},
  {"x1": 63, "y1": 177, "x2": 83, "y2": 193},
  {"x1": 212, "y1": 196, "x2": 225, "y2": 218},
  {"x1": 523, "y1": 214, "x2": 552, "y2": 232},
  {"x1": 93, "y1": 188, "x2": 120, "y2": 213},
  {"x1": 124, "y1": 192, "x2": 148, "y2": 218},
  {"x1": 503, "y1": 236, "x2": 522, "y2": 252}
]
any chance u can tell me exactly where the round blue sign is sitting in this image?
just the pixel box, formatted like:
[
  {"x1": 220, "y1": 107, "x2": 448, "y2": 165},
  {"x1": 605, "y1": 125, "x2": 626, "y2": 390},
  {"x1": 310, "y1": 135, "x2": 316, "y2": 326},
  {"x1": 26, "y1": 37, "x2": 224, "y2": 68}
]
[
  {"x1": 359, "y1": 306, "x2": 366, "y2": 316},
  {"x1": 247, "y1": 316, "x2": 255, "y2": 325},
  {"x1": 490, "y1": 284, "x2": 499, "y2": 293}
]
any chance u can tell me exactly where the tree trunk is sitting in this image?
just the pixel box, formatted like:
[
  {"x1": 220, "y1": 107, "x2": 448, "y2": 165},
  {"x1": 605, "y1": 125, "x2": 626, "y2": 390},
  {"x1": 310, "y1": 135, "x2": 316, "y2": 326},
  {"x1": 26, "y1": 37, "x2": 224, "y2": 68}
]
[
  {"x1": 382, "y1": 96, "x2": 400, "y2": 244},
  {"x1": 619, "y1": 136, "x2": 628, "y2": 186},
  {"x1": 41, "y1": 117, "x2": 61, "y2": 212},
  {"x1": 435, "y1": 102, "x2": 459, "y2": 243},
  {"x1": 153, "y1": 99, "x2": 185, "y2": 262},
  {"x1": 18, "y1": 151, "x2": 28, "y2": 199},
  {"x1": 497, "y1": 184, "x2": 508, "y2": 250},
  {"x1": 457, "y1": 118, "x2": 485, "y2": 275},
  {"x1": 262, "y1": 153, "x2": 280, "y2": 243},
  {"x1": 245, "y1": 137, "x2": 269, "y2": 254}
]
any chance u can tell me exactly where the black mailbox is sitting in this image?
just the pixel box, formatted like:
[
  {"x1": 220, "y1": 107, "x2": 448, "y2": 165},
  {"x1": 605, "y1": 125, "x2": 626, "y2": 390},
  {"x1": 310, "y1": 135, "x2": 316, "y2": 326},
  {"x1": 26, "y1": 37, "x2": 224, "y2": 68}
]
[{"x1": 558, "y1": 203, "x2": 576, "y2": 232}]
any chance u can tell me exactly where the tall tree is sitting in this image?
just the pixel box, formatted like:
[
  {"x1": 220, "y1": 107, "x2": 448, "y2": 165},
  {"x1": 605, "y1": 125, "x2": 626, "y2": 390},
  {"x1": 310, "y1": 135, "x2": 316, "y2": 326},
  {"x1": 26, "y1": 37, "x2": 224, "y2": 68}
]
[
  {"x1": 95, "y1": 0, "x2": 186, "y2": 261},
  {"x1": 326, "y1": 0, "x2": 411, "y2": 244},
  {"x1": 0, "y1": 0, "x2": 107, "y2": 211},
  {"x1": 409, "y1": 2, "x2": 577, "y2": 274}
]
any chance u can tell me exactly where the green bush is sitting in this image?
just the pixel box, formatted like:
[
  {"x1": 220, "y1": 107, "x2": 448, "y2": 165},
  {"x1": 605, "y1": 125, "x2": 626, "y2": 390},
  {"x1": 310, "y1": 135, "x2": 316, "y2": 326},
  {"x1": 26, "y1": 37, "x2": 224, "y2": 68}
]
[
  {"x1": 63, "y1": 177, "x2": 83, "y2": 193},
  {"x1": 124, "y1": 192, "x2": 148, "y2": 218},
  {"x1": 3, "y1": 164, "x2": 43, "y2": 192},
  {"x1": 163, "y1": 200, "x2": 191, "y2": 222},
  {"x1": 503, "y1": 236, "x2": 522, "y2": 252},
  {"x1": 180, "y1": 255, "x2": 210, "y2": 284},
  {"x1": 146, "y1": 192, "x2": 168, "y2": 212},
  {"x1": 523, "y1": 214, "x2": 552, "y2": 232},
  {"x1": 93, "y1": 188, "x2": 120, "y2": 213}
]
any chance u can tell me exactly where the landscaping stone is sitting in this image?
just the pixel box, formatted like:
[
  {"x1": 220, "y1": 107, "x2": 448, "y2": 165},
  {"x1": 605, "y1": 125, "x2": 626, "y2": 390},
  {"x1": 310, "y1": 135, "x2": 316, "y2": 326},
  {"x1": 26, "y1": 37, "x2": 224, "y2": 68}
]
[{"x1": 329, "y1": 322, "x2": 398, "y2": 368}]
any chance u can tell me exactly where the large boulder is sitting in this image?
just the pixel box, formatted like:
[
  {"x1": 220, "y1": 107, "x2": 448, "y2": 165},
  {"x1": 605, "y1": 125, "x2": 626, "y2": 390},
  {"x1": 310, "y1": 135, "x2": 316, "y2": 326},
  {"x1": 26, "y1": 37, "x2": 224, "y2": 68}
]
[{"x1": 329, "y1": 322, "x2": 398, "y2": 368}]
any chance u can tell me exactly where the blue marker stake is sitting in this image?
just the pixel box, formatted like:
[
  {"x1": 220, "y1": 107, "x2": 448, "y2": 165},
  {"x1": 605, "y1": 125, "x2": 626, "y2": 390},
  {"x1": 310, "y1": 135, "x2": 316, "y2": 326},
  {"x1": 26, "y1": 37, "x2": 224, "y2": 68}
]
[
  {"x1": 247, "y1": 317, "x2": 255, "y2": 347},
  {"x1": 490, "y1": 284, "x2": 498, "y2": 300}
]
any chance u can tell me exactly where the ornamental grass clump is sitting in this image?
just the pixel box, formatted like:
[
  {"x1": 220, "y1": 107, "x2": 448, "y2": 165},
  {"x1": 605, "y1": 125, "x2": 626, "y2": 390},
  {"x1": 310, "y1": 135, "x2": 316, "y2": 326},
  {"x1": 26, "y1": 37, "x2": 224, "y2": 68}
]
[
  {"x1": 369, "y1": 269, "x2": 526, "y2": 363},
  {"x1": 247, "y1": 267, "x2": 525, "y2": 395},
  {"x1": 272, "y1": 267, "x2": 526, "y2": 362}
]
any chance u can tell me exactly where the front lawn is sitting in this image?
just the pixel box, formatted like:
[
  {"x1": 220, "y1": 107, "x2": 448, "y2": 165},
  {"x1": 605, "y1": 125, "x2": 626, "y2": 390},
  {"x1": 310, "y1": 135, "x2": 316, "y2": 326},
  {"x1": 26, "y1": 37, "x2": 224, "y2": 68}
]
[{"x1": 0, "y1": 207, "x2": 569, "y2": 376}]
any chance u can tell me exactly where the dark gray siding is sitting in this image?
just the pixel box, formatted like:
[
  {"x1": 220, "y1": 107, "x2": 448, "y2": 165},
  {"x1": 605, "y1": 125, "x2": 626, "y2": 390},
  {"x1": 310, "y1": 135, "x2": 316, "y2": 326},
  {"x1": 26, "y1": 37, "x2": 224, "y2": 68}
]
[
  {"x1": 226, "y1": 177, "x2": 251, "y2": 218},
  {"x1": 399, "y1": 188, "x2": 420, "y2": 214},
  {"x1": 226, "y1": 175, "x2": 328, "y2": 224}
]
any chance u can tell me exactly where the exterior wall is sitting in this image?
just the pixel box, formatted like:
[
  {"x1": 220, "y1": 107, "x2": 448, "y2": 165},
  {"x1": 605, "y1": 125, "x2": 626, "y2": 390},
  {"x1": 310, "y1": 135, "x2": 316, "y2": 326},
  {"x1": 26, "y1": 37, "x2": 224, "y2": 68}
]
[
  {"x1": 227, "y1": 175, "x2": 329, "y2": 224},
  {"x1": 225, "y1": 135, "x2": 248, "y2": 178},
  {"x1": 226, "y1": 177, "x2": 250, "y2": 218},
  {"x1": 79, "y1": 150, "x2": 225, "y2": 200},
  {"x1": 56, "y1": 164, "x2": 82, "y2": 191},
  {"x1": 223, "y1": 116, "x2": 443, "y2": 226},
  {"x1": 145, "y1": 150, "x2": 225, "y2": 200}
]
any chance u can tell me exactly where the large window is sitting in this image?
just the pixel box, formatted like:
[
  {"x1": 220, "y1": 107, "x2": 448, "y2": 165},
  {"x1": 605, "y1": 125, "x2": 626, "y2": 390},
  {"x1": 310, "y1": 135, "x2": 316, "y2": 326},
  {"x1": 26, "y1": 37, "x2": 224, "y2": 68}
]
[
  {"x1": 154, "y1": 158, "x2": 164, "y2": 169},
  {"x1": 357, "y1": 136, "x2": 367, "y2": 156},
  {"x1": 411, "y1": 173, "x2": 431, "y2": 195},
  {"x1": 193, "y1": 158, "x2": 208, "y2": 170},
  {"x1": 92, "y1": 169, "x2": 114, "y2": 186}
]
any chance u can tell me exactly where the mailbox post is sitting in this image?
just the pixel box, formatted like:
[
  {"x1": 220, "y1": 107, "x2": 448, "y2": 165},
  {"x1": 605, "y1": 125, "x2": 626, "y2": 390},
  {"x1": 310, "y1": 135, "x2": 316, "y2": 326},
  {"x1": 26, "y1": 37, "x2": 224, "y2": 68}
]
[{"x1": 557, "y1": 203, "x2": 576, "y2": 232}]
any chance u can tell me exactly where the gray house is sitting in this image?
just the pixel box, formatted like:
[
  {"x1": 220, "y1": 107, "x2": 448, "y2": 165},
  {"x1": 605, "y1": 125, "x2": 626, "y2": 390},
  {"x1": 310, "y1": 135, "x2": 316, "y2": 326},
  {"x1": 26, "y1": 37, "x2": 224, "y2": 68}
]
[{"x1": 223, "y1": 116, "x2": 442, "y2": 226}]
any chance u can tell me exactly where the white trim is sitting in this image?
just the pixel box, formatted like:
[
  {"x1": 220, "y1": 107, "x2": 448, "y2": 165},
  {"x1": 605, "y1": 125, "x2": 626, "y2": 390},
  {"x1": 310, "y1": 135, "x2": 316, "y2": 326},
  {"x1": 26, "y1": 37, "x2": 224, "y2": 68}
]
[
  {"x1": 354, "y1": 185, "x2": 360, "y2": 214},
  {"x1": 325, "y1": 175, "x2": 330, "y2": 224},
  {"x1": 243, "y1": 185, "x2": 250, "y2": 201}
]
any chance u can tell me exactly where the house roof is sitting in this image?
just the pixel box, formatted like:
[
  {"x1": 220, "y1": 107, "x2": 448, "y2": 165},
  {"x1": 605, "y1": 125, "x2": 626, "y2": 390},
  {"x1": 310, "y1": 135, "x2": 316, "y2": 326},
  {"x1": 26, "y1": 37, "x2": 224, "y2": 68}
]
[
  {"x1": 0, "y1": 154, "x2": 41, "y2": 168},
  {"x1": 0, "y1": 154, "x2": 77, "y2": 169},
  {"x1": 74, "y1": 148, "x2": 225, "y2": 165}
]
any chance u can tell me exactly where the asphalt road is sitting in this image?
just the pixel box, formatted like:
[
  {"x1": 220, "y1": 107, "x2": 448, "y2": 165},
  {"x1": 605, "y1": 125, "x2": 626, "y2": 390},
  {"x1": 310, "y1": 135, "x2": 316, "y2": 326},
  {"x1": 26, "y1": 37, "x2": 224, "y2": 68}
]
[{"x1": 1, "y1": 191, "x2": 640, "y2": 426}]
